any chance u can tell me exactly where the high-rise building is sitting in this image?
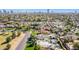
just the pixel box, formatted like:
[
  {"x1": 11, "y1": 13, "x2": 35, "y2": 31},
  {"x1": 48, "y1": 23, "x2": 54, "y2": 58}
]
[{"x1": 47, "y1": 9, "x2": 49, "y2": 13}]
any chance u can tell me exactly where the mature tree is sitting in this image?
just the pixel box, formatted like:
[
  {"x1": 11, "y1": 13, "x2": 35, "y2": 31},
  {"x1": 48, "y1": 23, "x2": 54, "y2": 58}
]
[
  {"x1": 4, "y1": 44, "x2": 11, "y2": 50},
  {"x1": 1, "y1": 37, "x2": 11, "y2": 45},
  {"x1": 12, "y1": 32, "x2": 16, "y2": 39},
  {"x1": 73, "y1": 43, "x2": 79, "y2": 50}
]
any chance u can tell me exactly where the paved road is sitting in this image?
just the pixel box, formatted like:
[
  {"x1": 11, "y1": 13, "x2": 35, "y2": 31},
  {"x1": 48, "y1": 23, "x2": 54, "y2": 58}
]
[
  {"x1": 15, "y1": 32, "x2": 30, "y2": 50},
  {"x1": 57, "y1": 38, "x2": 66, "y2": 50}
]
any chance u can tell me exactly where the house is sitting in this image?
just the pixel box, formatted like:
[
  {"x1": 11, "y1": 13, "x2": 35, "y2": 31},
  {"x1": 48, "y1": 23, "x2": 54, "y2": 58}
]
[
  {"x1": 48, "y1": 34, "x2": 57, "y2": 39},
  {"x1": 36, "y1": 40, "x2": 51, "y2": 48},
  {"x1": 66, "y1": 42, "x2": 74, "y2": 50},
  {"x1": 51, "y1": 39, "x2": 57, "y2": 44},
  {"x1": 36, "y1": 34, "x2": 49, "y2": 40},
  {"x1": 0, "y1": 24, "x2": 6, "y2": 28},
  {"x1": 50, "y1": 43, "x2": 61, "y2": 50},
  {"x1": 60, "y1": 34, "x2": 79, "y2": 41},
  {"x1": 40, "y1": 23, "x2": 51, "y2": 34}
]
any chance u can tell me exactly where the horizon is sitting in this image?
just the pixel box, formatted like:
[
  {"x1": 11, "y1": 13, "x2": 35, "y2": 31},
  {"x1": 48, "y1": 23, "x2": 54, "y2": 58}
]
[{"x1": 0, "y1": 9, "x2": 79, "y2": 13}]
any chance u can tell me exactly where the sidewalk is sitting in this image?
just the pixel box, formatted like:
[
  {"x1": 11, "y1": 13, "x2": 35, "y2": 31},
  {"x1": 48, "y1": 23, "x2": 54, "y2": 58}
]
[{"x1": 9, "y1": 32, "x2": 25, "y2": 50}]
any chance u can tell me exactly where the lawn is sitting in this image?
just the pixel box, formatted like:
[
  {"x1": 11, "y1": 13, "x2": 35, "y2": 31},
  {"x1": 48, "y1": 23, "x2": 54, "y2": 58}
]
[
  {"x1": 0, "y1": 44, "x2": 8, "y2": 50},
  {"x1": 24, "y1": 43, "x2": 35, "y2": 50},
  {"x1": 0, "y1": 32, "x2": 12, "y2": 49},
  {"x1": 24, "y1": 46, "x2": 34, "y2": 50},
  {"x1": 0, "y1": 36, "x2": 6, "y2": 44},
  {"x1": 5, "y1": 28, "x2": 16, "y2": 31},
  {"x1": 0, "y1": 32, "x2": 12, "y2": 43},
  {"x1": 29, "y1": 29, "x2": 38, "y2": 36}
]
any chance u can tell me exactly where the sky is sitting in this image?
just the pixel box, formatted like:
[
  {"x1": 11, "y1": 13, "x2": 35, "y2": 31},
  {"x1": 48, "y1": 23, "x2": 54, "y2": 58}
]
[{"x1": 0, "y1": 9, "x2": 79, "y2": 13}]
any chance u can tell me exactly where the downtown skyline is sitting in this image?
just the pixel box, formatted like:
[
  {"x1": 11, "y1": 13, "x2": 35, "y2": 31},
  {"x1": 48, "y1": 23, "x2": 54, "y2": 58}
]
[{"x1": 0, "y1": 9, "x2": 79, "y2": 13}]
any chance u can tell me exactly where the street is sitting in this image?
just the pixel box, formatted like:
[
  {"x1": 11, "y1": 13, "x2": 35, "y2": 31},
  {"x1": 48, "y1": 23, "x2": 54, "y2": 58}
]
[{"x1": 15, "y1": 32, "x2": 30, "y2": 50}]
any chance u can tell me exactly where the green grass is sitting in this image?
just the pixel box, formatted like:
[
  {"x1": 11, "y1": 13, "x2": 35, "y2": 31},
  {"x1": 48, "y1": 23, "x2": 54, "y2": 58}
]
[
  {"x1": 0, "y1": 32, "x2": 13, "y2": 49},
  {"x1": 5, "y1": 28, "x2": 13, "y2": 30},
  {"x1": 29, "y1": 29, "x2": 38, "y2": 36},
  {"x1": 24, "y1": 43, "x2": 35, "y2": 50},
  {"x1": 0, "y1": 32, "x2": 12, "y2": 44},
  {"x1": 25, "y1": 46, "x2": 34, "y2": 50}
]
